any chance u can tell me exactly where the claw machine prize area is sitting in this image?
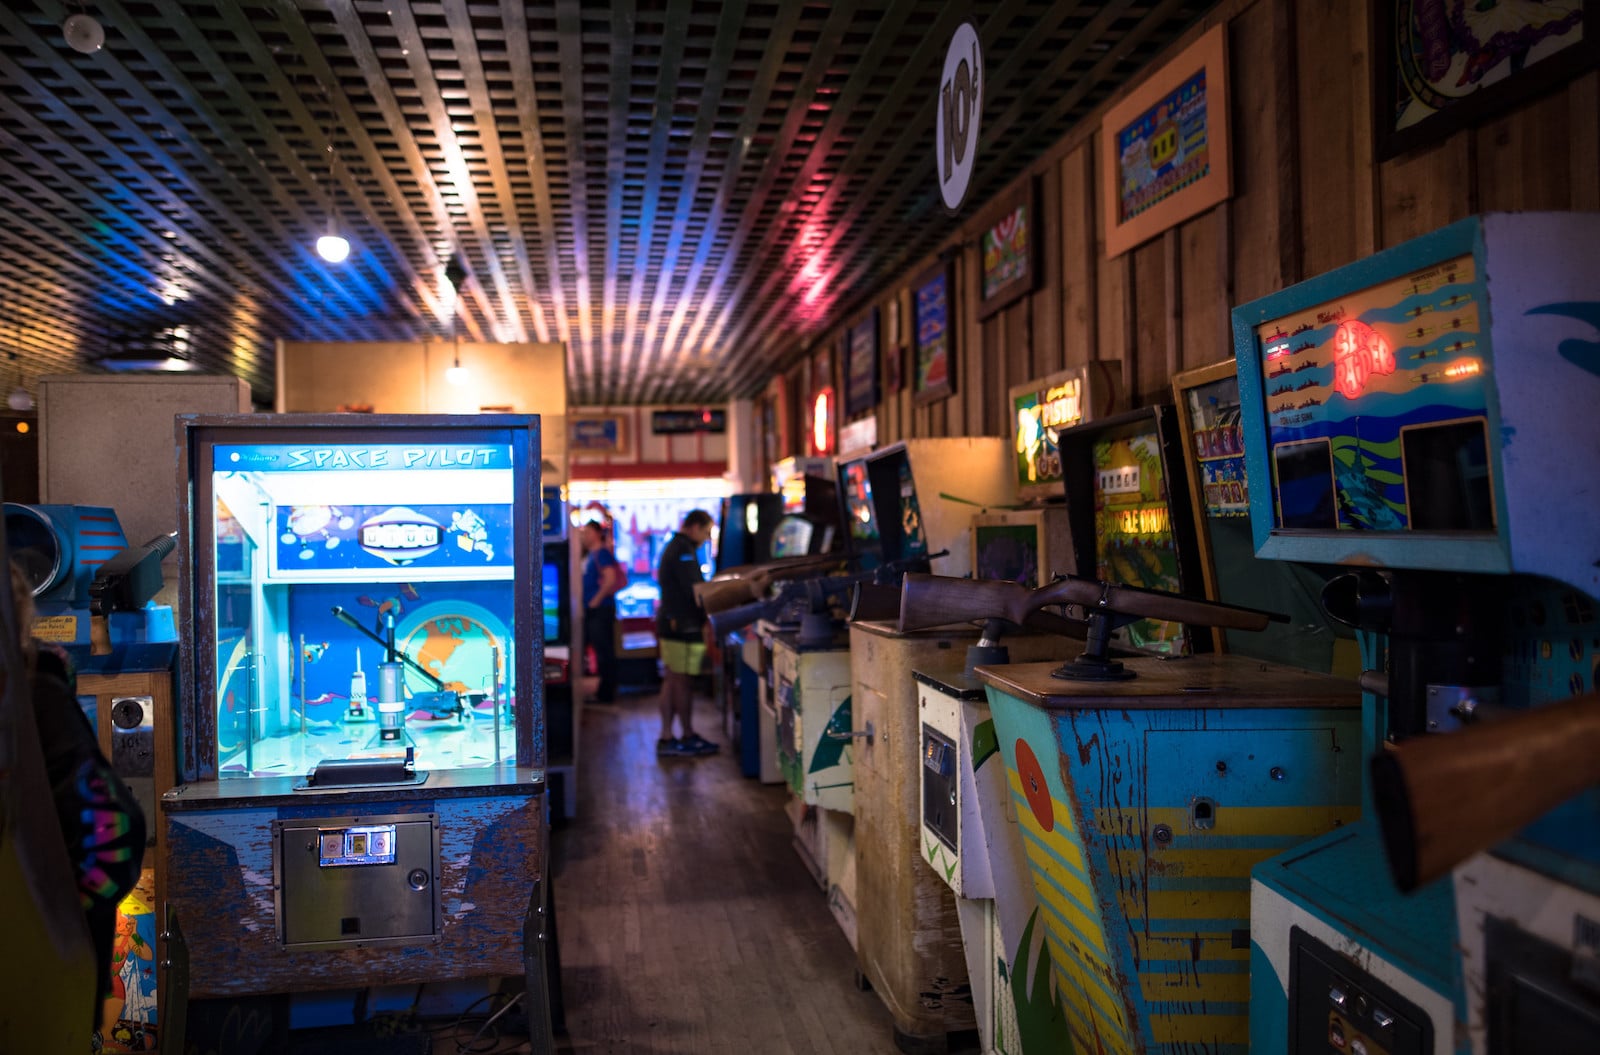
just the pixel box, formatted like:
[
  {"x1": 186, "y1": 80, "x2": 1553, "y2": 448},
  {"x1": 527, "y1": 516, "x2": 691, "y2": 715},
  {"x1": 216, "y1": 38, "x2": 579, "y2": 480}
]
[
  {"x1": 161, "y1": 414, "x2": 553, "y2": 1034},
  {"x1": 1234, "y1": 213, "x2": 1600, "y2": 1055}
]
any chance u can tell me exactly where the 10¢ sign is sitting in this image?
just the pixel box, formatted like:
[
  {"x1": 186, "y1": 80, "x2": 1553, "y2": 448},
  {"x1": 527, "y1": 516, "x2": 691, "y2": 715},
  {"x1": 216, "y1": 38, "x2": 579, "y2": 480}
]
[{"x1": 937, "y1": 21, "x2": 983, "y2": 212}]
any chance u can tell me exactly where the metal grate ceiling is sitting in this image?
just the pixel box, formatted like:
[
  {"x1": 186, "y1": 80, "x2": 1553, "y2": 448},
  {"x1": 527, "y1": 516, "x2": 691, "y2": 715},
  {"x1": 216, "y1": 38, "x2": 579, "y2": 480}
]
[{"x1": 0, "y1": 1, "x2": 1212, "y2": 406}]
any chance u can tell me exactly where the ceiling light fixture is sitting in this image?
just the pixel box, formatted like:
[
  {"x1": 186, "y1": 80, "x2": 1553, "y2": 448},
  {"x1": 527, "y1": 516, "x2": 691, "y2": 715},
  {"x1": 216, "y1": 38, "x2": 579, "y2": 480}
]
[
  {"x1": 62, "y1": 12, "x2": 105, "y2": 54},
  {"x1": 316, "y1": 218, "x2": 350, "y2": 264},
  {"x1": 312, "y1": 85, "x2": 350, "y2": 264},
  {"x1": 446, "y1": 333, "x2": 468, "y2": 385}
]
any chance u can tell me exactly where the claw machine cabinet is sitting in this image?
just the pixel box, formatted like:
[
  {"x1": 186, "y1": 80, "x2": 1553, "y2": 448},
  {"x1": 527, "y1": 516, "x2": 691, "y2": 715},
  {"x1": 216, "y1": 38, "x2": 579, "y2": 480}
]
[
  {"x1": 161, "y1": 415, "x2": 553, "y2": 1042},
  {"x1": 1234, "y1": 213, "x2": 1600, "y2": 1055}
]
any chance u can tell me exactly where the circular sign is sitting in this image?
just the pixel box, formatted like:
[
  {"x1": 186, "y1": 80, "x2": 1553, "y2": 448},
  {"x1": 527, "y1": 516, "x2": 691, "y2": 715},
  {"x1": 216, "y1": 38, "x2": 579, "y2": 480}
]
[{"x1": 936, "y1": 21, "x2": 983, "y2": 212}]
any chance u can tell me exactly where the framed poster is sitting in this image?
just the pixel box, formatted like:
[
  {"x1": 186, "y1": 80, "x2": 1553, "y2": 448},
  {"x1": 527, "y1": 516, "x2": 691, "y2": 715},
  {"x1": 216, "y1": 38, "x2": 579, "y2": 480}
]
[
  {"x1": 844, "y1": 308, "x2": 880, "y2": 418},
  {"x1": 977, "y1": 177, "x2": 1040, "y2": 318},
  {"x1": 570, "y1": 413, "x2": 629, "y2": 456},
  {"x1": 1374, "y1": 0, "x2": 1597, "y2": 160},
  {"x1": 912, "y1": 262, "x2": 956, "y2": 405},
  {"x1": 1100, "y1": 23, "x2": 1231, "y2": 259}
]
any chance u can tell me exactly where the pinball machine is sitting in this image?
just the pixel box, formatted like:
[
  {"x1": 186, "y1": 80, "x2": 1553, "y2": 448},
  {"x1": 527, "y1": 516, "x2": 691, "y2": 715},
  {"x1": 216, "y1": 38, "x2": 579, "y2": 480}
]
[{"x1": 159, "y1": 414, "x2": 553, "y2": 1047}]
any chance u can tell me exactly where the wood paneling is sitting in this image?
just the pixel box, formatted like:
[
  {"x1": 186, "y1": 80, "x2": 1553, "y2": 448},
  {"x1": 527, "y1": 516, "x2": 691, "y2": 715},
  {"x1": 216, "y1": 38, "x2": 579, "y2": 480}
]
[{"x1": 787, "y1": 0, "x2": 1597, "y2": 444}]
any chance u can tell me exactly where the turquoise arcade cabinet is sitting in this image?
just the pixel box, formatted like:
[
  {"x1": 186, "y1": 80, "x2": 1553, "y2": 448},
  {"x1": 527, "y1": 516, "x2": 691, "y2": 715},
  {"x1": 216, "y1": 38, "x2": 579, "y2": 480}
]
[
  {"x1": 160, "y1": 415, "x2": 554, "y2": 1046},
  {"x1": 1234, "y1": 213, "x2": 1600, "y2": 1055}
]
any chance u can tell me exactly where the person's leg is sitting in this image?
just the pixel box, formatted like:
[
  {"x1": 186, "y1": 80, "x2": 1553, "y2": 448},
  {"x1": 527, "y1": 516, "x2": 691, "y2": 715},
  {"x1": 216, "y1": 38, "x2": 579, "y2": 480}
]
[
  {"x1": 672, "y1": 641, "x2": 717, "y2": 754},
  {"x1": 593, "y1": 606, "x2": 617, "y2": 702}
]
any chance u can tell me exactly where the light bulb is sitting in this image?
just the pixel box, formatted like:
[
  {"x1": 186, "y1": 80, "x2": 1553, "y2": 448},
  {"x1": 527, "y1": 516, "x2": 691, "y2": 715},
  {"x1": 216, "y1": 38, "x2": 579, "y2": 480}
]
[
  {"x1": 7, "y1": 387, "x2": 32, "y2": 411},
  {"x1": 317, "y1": 232, "x2": 350, "y2": 263},
  {"x1": 446, "y1": 362, "x2": 469, "y2": 385}
]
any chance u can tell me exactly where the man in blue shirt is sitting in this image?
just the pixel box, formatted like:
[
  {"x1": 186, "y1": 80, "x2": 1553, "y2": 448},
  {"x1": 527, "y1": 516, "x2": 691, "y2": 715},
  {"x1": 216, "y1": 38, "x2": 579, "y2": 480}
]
[
  {"x1": 580, "y1": 520, "x2": 624, "y2": 703},
  {"x1": 654, "y1": 509, "x2": 717, "y2": 756}
]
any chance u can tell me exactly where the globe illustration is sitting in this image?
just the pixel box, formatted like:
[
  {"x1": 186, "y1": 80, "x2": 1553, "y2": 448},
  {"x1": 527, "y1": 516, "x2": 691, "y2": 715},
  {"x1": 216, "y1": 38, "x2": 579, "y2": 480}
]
[{"x1": 397, "y1": 600, "x2": 512, "y2": 699}]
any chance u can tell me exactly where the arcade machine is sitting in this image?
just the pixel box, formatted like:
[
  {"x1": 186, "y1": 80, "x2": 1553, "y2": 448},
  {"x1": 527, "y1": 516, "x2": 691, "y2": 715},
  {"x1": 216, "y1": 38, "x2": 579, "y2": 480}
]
[
  {"x1": 160, "y1": 414, "x2": 554, "y2": 1047},
  {"x1": 1171, "y1": 361, "x2": 1357, "y2": 674},
  {"x1": 847, "y1": 437, "x2": 1026, "y2": 1048},
  {"x1": 1236, "y1": 213, "x2": 1600, "y2": 1055},
  {"x1": 714, "y1": 492, "x2": 784, "y2": 573},
  {"x1": 772, "y1": 453, "x2": 841, "y2": 555},
  {"x1": 542, "y1": 488, "x2": 578, "y2": 820},
  {"x1": 921, "y1": 394, "x2": 1365, "y2": 1055},
  {"x1": 5, "y1": 501, "x2": 178, "y2": 1051},
  {"x1": 971, "y1": 364, "x2": 1121, "y2": 588},
  {"x1": 903, "y1": 365, "x2": 1117, "y2": 1055}
]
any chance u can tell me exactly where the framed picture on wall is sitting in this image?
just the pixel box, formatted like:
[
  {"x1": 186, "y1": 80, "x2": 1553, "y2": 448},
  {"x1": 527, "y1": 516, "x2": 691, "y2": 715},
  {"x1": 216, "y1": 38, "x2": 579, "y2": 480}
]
[
  {"x1": 977, "y1": 177, "x2": 1040, "y2": 318},
  {"x1": 912, "y1": 262, "x2": 957, "y2": 405},
  {"x1": 844, "y1": 308, "x2": 880, "y2": 418},
  {"x1": 1374, "y1": 1, "x2": 1598, "y2": 160},
  {"x1": 885, "y1": 342, "x2": 905, "y2": 396},
  {"x1": 570, "y1": 413, "x2": 629, "y2": 456},
  {"x1": 1099, "y1": 23, "x2": 1231, "y2": 259}
]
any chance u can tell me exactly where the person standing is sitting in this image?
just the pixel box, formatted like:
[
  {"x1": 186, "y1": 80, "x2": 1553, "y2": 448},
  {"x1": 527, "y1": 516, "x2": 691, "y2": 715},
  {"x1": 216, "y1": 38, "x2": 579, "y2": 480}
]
[
  {"x1": 579, "y1": 520, "x2": 624, "y2": 704},
  {"x1": 654, "y1": 509, "x2": 717, "y2": 757}
]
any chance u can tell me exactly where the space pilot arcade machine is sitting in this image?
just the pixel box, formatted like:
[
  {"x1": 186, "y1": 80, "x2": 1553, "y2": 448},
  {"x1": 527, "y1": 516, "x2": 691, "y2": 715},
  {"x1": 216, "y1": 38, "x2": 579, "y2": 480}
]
[
  {"x1": 955, "y1": 399, "x2": 1363, "y2": 1055},
  {"x1": 160, "y1": 414, "x2": 553, "y2": 1046},
  {"x1": 542, "y1": 488, "x2": 577, "y2": 820},
  {"x1": 1237, "y1": 213, "x2": 1600, "y2": 1055}
]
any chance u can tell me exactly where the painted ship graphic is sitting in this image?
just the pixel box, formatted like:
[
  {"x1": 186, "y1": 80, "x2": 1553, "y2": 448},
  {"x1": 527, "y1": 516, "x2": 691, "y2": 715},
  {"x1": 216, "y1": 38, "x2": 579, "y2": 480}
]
[
  {"x1": 1296, "y1": 378, "x2": 1319, "y2": 391},
  {"x1": 1293, "y1": 359, "x2": 1321, "y2": 372},
  {"x1": 1293, "y1": 341, "x2": 1315, "y2": 353},
  {"x1": 1297, "y1": 397, "x2": 1322, "y2": 409},
  {"x1": 1270, "y1": 384, "x2": 1294, "y2": 397},
  {"x1": 1409, "y1": 339, "x2": 1477, "y2": 361},
  {"x1": 1269, "y1": 362, "x2": 1293, "y2": 379},
  {"x1": 1291, "y1": 323, "x2": 1313, "y2": 336}
]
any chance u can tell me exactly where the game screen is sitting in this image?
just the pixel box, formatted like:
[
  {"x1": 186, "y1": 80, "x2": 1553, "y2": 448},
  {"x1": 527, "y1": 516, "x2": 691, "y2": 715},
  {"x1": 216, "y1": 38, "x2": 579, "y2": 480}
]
[
  {"x1": 894, "y1": 458, "x2": 928, "y2": 560},
  {"x1": 1256, "y1": 252, "x2": 1494, "y2": 534},
  {"x1": 1184, "y1": 375, "x2": 1353, "y2": 673},
  {"x1": 974, "y1": 521, "x2": 1042, "y2": 588},
  {"x1": 208, "y1": 440, "x2": 519, "y2": 777},
  {"x1": 542, "y1": 558, "x2": 562, "y2": 644},
  {"x1": 840, "y1": 460, "x2": 878, "y2": 545},
  {"x1": 770, "y1": 515, "x2": 815, "y2": 559},
  {"x1": 1092, "y1": 420, "x2": 1186, "y2": 654}
]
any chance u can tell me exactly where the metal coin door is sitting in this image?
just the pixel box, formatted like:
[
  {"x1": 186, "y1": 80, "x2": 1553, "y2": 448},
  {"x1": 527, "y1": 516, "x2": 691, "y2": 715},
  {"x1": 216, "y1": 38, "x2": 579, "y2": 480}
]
[{"x1": 274, "y1": 813, "x2": 441, "y2": 948}]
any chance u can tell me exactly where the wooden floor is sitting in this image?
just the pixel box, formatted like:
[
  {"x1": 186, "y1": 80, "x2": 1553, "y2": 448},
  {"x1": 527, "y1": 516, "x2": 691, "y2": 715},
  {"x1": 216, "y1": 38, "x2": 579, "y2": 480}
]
[{"x1": 550, "y1": 688, "x2": 904, "y2": 1055}]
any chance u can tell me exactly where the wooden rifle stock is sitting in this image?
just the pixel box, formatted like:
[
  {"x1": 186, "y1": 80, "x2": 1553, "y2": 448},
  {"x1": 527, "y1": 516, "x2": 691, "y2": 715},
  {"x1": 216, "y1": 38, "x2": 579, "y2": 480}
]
[
  {"x1": 899, "y1": 573, "x2": 1281, "y2": 635},
  {"x1": 1371, "y1": 692, "x2": 1600, "y2": 891},
  {"x1": 695, "y1": 575, "x2": 767, "y2": 614}
]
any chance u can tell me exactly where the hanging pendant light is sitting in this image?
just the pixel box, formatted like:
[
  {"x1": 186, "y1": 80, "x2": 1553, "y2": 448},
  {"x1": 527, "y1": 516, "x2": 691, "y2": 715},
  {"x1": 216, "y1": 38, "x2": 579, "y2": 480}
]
[
  {"x1": 446, "y1": 334, "x2": 469, "y2": 385},
  {"x1": 316, "y1": 217, "x2": 350, "y2": 263}
]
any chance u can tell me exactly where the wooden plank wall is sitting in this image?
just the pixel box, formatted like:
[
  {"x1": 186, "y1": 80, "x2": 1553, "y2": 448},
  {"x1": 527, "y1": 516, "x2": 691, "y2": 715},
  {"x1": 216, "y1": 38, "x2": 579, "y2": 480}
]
[{"x1": 765, "y1": 0, "x2": 1600, "y2": 469}]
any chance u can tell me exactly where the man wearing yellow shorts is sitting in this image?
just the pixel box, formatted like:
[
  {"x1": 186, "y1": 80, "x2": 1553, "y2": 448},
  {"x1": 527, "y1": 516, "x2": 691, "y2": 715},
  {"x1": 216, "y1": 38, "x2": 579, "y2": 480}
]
[{"x1": 654, "y1": 509, "x2": 718, "y2": 757}]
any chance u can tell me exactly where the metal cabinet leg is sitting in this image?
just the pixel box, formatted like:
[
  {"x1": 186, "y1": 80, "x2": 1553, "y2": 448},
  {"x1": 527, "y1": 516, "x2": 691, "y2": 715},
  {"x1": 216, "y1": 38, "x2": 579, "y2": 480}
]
[{"x1": 523, "y1": 862, "x2": 560, "y2": 1054}]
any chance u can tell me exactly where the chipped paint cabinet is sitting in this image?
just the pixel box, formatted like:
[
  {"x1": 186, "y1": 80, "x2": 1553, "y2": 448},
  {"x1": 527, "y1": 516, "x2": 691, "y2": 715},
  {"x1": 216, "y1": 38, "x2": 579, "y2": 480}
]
[
  {"x1": 977, "y1": 655, "x2": 1359, "y2": 1055},
  {"x1": 161, "y1": 415, "x2": 553, "y2": 1032},
  {"x1": 918, "y1": 665, "x2": 1074, "y2": 1055},
  {"x1": 771, "y1": 631, "x2": 855, "y2": 813}
]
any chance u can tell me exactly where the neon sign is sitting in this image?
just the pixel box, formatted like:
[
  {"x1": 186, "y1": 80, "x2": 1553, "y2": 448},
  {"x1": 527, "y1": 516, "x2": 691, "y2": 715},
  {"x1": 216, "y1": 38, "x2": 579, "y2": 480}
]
[
  {"x1": 1332, "y1": 319, "x2": 1396, "y2": 400},
  {"x1": 811, "y1": 388, "x2": 834, "y2": 456}
]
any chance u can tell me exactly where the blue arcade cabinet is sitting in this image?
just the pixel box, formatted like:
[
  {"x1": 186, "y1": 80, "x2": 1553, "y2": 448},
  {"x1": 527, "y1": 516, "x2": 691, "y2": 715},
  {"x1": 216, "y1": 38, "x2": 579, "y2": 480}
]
[{"x1": 1236, "y1": 214, "x2": 1600, "y2": 1055}]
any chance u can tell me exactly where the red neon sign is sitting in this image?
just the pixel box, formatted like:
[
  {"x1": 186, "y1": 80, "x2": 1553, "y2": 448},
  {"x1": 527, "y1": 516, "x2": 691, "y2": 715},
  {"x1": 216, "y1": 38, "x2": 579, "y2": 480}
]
[
  {"x1": 812, "y1": 387, "x2": 834, "y2": 455},
  {"x1": 1332, "y1": 320, "x2": 1396, "y2": 400}
]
